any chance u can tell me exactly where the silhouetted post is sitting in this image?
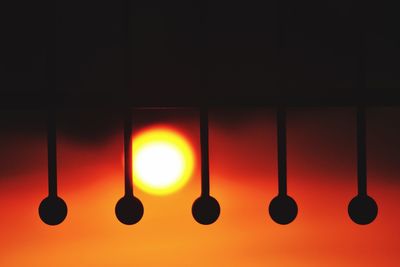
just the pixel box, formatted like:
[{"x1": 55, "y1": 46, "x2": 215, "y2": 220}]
[
  {"x1": 47, "y1": 110, "x2": 58, "y2": 197},
  {"x1": 357, "y1": 106, "x2": 367, "y2": 196},
  {"x1": 124, "y1": 111, "x2": 134, "y2": 197},
  {"x1": 192, "y1": 108, "x2": 220, "y2": 225},
  {"x1": 277, "y1": 107, "x2": 287, "y2": 196},
  {"x1": 37, "y1": 0, "x2": 68, "y2": 225},
  {"x1": 115, "y1": 110, "x2": 144, "y2": 225},
  {"x1": 268, "y1": 107, "x2": 298, "y2": 225},
  {"x1": 114, "y1": 0, "x2": 144, "y2": 225},
  {"x1": 38, "y1": 109, "x2": 68, "y2": 225},
  {"x1": 200, "y1": 107, "x2": 210, "y2": 196},
  {"x1": 268, "y1": 0, "x2": 298, "y2": 225},
  {"x1": 347, "y1": 1, "x2": 378, "y2": 225},
  {"x1": 348, "y1": 107, "x2": 378, "y2": 225}
]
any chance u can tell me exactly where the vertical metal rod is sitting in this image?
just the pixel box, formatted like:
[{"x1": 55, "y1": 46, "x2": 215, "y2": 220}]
[
  {"x1": 357, "y1": 106, "x2": 367, "y2": 196},
  {"x1": 200, "y1": 107, "x2": 210, "y2": 196},
  {"x1": 46, "y1": 0, "x2": 57, "y2": 198},
  {"x1": 275, "y1": 0, "x2": 289, "y2": 197},
  {"x1": 356, "y1": 0, "x2": 367, "y2": 196},
  {"x1": 277, "y1": 107, "x2": 287, "y2": 196},
  {"x1": 123, "y1": 0, "x2": 134, "y2": 197},
  {"x1": 124, "y1": 110, "x2": 134, "y2": 196},
  {"x1": 47, "y1": 109, "x2": 58, "y2": 197}
]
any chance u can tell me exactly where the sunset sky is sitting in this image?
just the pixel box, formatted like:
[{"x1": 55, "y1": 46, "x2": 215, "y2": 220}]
[
  {"x1": 1, "y1": 0, "x2": 399, "y2": 265},
  {"x1": 0, "y1": 107, "x2": 399, "y2": 266}
]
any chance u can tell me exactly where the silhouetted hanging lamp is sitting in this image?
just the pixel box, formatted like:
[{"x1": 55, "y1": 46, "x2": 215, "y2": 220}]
[
  {"x1": 192, "y1": 108, "x2": 220, "y2": 225},
  {"x1": 115, "y1": 110, "x2": 144, "y2": 225},
  {"x1": 39, "y1": 110, "x2": 68, "y2": 225},
  {"x1": 269, "y1": 108, "x2": 298, "y2": 224}
]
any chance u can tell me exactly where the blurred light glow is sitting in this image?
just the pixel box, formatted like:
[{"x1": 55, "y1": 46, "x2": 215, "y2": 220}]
[{"x1": 132, "y1": 126, "x2": 195, "y2": 195}]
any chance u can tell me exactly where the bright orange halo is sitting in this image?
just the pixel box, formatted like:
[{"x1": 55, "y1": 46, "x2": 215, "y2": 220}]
[{"x1": 132, "y1": 126, "x2": 195, "y2": 195}]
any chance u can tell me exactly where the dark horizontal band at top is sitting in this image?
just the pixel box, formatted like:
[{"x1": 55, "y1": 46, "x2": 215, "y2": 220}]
[{"x1": 1, "y1": 90, "x2": 399, "y2": 110}]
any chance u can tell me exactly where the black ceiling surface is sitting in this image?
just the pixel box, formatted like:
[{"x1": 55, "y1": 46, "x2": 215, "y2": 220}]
[{"x1": 1, "y1": 0, "x2": 399, "y2": 108}]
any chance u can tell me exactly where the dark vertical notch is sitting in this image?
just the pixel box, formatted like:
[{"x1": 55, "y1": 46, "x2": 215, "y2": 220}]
[
  {"x1": 347, "y1": 0, "x2": 378, "y2": 225},
  {"x1": 39, "y1": 109, "x2": 68, "y2": 226},
  {"x1": 115, "y1": 111, "x2": 144, "y2": 225},
  {"x1": 192, "y1": 108, "x2": 220, "y2": 225}
]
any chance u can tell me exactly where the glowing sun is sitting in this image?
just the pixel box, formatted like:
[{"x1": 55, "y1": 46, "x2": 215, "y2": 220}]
[{"x1": 132, "y1": 127, "x2": 195, "y2": 195}]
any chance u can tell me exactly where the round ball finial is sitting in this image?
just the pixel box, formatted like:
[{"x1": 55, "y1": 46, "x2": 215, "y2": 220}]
[
  {"x1": 39, "y1": 196, "x2": 68, "y2": 226},
  {"x1": 115, "y1": 195, "x2": 144, "y2": 225},
  {"x1": 192, "y1": 195, "x2": 220, "y2": 225},
  {"x1": 269, "y1": 194, "x2": 298, "y2": 225},
  {"x1": 348, "y1": 195, "x2": 378, "y2": 225}
]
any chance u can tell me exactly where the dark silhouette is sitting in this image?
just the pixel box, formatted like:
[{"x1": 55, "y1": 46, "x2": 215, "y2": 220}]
[
  {"x1": 269, "y1": 108, "x2": 298, "y2": 224},
  {"x1": 115, "y1": 195, "x2": 144, "y2": 225},
  {"x1": 348, "y1": 195, "x2": 378, "y2": 225},
  {"x1": 192, "y1": 108, "x2": 220, "y2": 225},
  {"x1": 348, "y1": 107, "x2": 378, "y2": 224},
  {"x1": 38, "y1": 110, "x2": 68, "y2": 225},
  {"x1": 115, "y1": 110, "x2": 144, "y2": 225},
  {"x1": 114, "y1": 0, "x2": 144, "y2": 225},
  {"x1": 192, "y1": 195, "x2": 220, "y2": 225},
  {"x1": 8, "y1": 0, "x2": 396, "y2": 226},
  {"x1": 39, "y1": 195, "x2": 67, "y2": 226},
  {"x1": 267, "y1": 0, "x2": 298, "y2": 224},
  {"x1": 347, "y1": 2, "x2": 378, "y2": 225}
]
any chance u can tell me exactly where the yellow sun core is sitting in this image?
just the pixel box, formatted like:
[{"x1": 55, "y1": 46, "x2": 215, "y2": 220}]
[{"x1": 132, "y1": 127, "x2": 195, "y2": 195}]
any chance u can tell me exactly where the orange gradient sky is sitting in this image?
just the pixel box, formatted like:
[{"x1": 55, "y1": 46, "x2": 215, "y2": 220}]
[{"x1": 0, "y1": 108, "x2": 399, "y2": 266}]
